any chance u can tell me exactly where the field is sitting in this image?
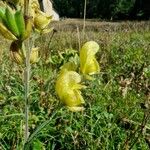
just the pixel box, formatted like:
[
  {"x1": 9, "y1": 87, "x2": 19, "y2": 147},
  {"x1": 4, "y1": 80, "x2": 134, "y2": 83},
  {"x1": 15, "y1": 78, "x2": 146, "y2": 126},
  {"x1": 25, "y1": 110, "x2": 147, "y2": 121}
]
[{"x1": 0, "y1": 19, "x2": 150, "y2": 149}]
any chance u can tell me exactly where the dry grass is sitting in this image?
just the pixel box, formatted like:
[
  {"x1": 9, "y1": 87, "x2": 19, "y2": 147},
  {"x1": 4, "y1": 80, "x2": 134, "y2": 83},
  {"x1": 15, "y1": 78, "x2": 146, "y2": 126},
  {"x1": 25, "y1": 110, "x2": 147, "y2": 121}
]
[{"x1": 52, "y1": 19, "x2": 150, "y2": 32}]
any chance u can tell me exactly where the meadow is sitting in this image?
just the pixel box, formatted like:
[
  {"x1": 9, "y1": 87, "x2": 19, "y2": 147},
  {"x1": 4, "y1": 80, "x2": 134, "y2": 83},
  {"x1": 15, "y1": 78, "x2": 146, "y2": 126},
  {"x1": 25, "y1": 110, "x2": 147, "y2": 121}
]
[{"x1": 0, "y1": 19, "x2": 150, "y2": 149}]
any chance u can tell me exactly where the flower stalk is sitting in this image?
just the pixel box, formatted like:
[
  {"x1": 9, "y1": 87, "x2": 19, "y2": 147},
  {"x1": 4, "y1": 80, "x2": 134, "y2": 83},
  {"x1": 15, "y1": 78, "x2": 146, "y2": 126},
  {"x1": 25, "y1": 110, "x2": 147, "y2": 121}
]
[
  {"x1": 24, "y1": 40, "x2": 31, "y2": 142},
  {"x1": 24, "y1": 0, "x2": 30, "y2": 143}
]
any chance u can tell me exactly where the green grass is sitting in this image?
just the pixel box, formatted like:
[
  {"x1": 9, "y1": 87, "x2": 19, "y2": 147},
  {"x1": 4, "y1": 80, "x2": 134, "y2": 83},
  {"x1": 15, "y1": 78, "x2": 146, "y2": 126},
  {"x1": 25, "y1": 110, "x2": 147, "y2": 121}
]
[{"x1": 0, "y1": 19, "x2": 150, "y2": 149}]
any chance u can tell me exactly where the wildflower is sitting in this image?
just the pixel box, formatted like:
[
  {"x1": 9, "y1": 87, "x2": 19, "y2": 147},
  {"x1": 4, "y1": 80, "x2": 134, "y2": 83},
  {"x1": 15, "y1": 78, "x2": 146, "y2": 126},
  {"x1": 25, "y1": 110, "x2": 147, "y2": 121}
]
[
  {"x1": 56, "y1": 63, "x2": 85, "y2": 112},
  {"x1": 34, "y1": 9, "x2": 52, "y2": 31},
  {"x1": 80, "y1": 41, "x2": 100, "y2": 77}
]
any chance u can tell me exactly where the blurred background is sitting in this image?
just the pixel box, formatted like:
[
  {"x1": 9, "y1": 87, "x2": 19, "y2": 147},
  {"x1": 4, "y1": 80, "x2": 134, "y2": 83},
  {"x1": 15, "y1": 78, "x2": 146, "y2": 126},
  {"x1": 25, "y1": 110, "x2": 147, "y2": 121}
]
[{"x1": 52, "y1": 0, "x2": 150, "y2": 20}]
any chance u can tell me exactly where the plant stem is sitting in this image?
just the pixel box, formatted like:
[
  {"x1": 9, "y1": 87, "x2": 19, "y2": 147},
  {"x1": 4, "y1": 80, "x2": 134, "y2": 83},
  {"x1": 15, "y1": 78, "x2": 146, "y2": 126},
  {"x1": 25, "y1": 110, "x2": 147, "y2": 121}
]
[
  {"x1": 24, "y1": 0, "x2": 30, "y2": 143},
  {"x1": 24, "y1": 0, "x2": 29, "y2": 16},
  {"x1": 24, "y1": 40, "x2": 31, "y2": 142}
]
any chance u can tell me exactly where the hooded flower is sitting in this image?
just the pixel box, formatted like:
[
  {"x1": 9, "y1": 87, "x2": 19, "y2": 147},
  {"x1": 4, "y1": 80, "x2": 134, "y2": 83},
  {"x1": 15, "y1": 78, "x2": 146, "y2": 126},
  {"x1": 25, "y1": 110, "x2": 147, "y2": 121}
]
[
  {"x1": 34, "y1": 9, "x2": 52, "y2": 31},
  {"x1": 80, "y1": 41, "x2": 100, "y2": 76},
  {"x1": 56, "y1": 63, "x2": 85, "y2": 112}
]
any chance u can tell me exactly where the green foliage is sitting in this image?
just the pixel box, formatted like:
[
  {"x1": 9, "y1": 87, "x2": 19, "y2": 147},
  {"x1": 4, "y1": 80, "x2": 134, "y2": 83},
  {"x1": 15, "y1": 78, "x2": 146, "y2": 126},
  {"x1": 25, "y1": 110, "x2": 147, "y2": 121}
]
[
  {"x1": 0, "y1": 20, "x2": 150, "y2": 149},
  {"x1": 53, "y1": 0, "x2": 150, "y2": 19},
  {"x1": 112, "y1": 0, "x2": 136, "y2": 18}
]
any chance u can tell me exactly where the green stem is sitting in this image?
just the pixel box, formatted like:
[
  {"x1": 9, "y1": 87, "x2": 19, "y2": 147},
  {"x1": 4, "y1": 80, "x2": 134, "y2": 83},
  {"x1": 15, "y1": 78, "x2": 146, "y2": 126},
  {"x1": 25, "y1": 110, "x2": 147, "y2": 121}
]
[
  {"x1": 24, "y1": 0, "x2": 30, "y2": 143},
  {"x1": 24, "y1": 39, "x2": 31, "y2": 142}
]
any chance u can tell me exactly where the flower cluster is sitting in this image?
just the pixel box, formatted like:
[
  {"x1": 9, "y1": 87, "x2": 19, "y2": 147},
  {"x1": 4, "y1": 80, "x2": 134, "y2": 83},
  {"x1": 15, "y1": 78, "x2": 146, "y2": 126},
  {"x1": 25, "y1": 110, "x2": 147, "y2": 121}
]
[{"x1": 56, "y1": 41, "x2": 100, "y2": 111}]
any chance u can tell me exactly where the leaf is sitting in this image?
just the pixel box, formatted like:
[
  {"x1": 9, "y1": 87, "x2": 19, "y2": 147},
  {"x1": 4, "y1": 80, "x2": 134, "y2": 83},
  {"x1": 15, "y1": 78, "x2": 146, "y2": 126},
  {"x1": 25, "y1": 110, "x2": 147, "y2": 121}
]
[{"x1": 32, "y1": 140, "x2": 45, "y2": 150}]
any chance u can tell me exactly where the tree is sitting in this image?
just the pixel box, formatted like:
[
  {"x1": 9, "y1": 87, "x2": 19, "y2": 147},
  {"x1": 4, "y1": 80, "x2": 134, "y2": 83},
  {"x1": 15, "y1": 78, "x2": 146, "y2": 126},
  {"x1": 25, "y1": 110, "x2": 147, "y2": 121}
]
[{"x1": 53, "y1": 0, "x2": 150, "y2": 20}]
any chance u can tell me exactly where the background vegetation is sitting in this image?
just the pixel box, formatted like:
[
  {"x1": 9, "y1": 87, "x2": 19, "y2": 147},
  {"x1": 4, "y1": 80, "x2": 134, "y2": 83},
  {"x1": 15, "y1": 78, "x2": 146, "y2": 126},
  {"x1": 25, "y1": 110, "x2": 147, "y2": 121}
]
[
  {"x1": 0, "y1": 19, "x2": 150, "y2": 149},
  {"x1": 53, "y1": 0, "x2": 150, "y2": 20}
]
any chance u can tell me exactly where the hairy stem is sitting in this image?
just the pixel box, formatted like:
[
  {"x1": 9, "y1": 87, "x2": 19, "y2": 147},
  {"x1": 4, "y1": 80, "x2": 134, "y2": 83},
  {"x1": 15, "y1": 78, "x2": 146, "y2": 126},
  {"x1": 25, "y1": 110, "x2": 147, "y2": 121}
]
[
  {"x1": 24, "y1": 0, "x2": 30, "y2": 143},
  {"x1": 24, "y1": 40, "x2": 31, "y2": 142}
]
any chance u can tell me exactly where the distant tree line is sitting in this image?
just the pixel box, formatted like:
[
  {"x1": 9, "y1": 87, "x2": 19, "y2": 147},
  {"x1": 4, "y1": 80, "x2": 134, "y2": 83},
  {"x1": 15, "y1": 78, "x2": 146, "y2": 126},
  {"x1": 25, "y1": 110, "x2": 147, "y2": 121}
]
[{"x1": 53, "y1": 0, "x2": 150, "y2": 20}]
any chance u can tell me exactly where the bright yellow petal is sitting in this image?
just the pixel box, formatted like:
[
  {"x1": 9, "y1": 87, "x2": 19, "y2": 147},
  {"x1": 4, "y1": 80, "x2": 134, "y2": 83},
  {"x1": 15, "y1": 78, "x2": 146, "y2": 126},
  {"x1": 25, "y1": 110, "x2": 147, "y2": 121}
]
[
  {"x1": 62, "y1": 89, "x2": 84, "y2": 107},
  {"x1": 83, "y1": 57, "x2": 100, "y2": 75},
  {"x1": 80, "y1": 41, "x2": 100, "y2": 75},
  {"x1": 56, "y1": 71, "x2": 81, "y2": 98},
  {"x1": 55, "y1": 70, "x2": 85, "y2": 108}
]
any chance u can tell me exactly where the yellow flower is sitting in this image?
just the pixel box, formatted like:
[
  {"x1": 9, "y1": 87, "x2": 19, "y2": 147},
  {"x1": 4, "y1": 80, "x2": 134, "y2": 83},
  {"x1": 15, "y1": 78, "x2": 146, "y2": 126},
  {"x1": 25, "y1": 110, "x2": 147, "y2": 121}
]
[
  {"x1": 30, "y1": 47, "x2": 39, "y2": 64},
  {"x1": 56, "y1": 66, "x2": 85, "y2": 112},
  {"x1": 80, "y1": 41, "x2": 100, "y2": 76},
  {"x1": 34, "y1": 9, "x2": 52, "y2": 30}
]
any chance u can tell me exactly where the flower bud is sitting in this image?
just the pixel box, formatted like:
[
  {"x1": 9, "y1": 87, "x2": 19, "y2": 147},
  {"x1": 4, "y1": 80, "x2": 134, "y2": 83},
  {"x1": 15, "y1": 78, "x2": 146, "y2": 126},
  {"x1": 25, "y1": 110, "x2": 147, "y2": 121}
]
[
  {"x1": 10, "y1": 40, "x2": 24, "y2": 64},
  {"x1": 10, "y1": 50, "x2": 24, "y2": 64}
]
